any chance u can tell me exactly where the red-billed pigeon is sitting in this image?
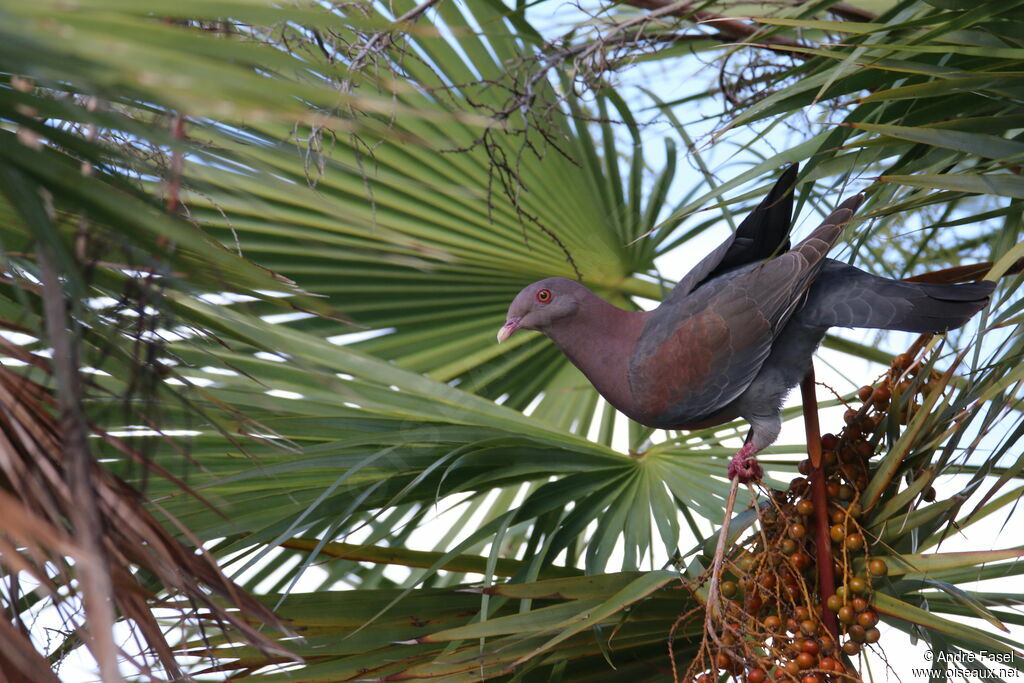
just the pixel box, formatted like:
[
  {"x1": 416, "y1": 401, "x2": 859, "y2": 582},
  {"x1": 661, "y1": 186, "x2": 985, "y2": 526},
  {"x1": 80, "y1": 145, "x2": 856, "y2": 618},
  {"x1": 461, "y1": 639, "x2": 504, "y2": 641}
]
[{"x1": 498, "y1": 166, "x2": 995, "y2": 482}]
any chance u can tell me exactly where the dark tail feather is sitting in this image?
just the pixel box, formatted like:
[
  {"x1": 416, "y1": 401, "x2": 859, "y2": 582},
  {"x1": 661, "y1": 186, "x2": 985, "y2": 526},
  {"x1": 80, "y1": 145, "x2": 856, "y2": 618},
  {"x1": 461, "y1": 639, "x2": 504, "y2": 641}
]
[
  {"x1": 897, "y1": 279, "x2": 996, "y2": 332},
  {"x1": 800, "y1": 262, "x2": 995, "y2": 333},
  {"x1": 737, "y1": 162, "x2": 798, "y2": 256},
  {"x1": 710, "y1": 164, "x2": 799, "y2": 275}
]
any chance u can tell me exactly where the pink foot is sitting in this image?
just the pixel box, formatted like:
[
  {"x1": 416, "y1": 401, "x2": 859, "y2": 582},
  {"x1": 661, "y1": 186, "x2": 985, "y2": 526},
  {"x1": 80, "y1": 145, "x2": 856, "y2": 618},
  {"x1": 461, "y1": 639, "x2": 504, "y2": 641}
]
[{"x1": 728, "y1": 442, "x2": 763, "y2": 483}]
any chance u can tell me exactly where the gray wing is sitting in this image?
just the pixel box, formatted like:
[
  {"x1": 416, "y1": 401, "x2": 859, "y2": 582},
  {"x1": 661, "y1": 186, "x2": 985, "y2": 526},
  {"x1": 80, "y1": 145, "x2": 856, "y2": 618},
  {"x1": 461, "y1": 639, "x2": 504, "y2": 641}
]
[{"x1": 629, "y1": 194, "x2": 864, "y2": 427}]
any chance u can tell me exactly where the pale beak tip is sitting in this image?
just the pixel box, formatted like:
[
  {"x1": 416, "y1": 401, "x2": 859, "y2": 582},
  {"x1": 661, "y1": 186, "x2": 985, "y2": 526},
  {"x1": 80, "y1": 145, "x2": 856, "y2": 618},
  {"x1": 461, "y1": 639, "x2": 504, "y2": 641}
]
[{"x1": 497, "y1": 319, "x2": 519, "y2": 344}]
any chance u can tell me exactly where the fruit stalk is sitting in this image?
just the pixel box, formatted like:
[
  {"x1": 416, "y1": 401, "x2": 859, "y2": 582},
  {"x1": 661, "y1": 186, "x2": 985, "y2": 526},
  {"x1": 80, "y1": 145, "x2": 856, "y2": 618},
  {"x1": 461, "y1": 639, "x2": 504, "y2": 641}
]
[
  {"x1": 800, "y1": 368, "x2": 839, "y2": 638},
  {"x1": 706, "y1": 476, "x2": 741, "y2": 643}
]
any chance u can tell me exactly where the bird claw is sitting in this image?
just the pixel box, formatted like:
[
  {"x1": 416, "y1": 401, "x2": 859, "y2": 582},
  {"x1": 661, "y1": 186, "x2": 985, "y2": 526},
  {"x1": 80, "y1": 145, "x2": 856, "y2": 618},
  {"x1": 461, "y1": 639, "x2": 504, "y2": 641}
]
[{"x1": 728, "y1": 443, "x2": 763, "y2": 483}]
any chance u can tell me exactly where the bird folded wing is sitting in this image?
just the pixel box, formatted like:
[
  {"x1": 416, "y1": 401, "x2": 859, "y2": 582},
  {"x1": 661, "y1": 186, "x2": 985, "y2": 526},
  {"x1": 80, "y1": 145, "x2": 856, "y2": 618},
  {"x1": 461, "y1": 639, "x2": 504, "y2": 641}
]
[
  {"x1": 627, "y1": 195, "x2": 863, "y2": 427},
  {"x1": 628, "y1": 297, "x2": 772, "y2": 426}
]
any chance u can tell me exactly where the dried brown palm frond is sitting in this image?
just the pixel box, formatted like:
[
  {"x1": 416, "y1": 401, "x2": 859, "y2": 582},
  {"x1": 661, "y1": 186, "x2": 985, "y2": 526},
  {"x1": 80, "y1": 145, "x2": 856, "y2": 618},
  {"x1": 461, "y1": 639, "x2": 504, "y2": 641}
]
[{"x1": 0, "y1": 356, "x2": 300, "y2": 680}]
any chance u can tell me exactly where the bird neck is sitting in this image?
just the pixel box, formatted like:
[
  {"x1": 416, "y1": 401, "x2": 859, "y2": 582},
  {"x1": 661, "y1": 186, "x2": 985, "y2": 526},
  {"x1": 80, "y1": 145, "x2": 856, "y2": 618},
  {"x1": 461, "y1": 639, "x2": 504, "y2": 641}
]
[{"x1": 543, "y1": 296, "x2": 648, "y2": 414}]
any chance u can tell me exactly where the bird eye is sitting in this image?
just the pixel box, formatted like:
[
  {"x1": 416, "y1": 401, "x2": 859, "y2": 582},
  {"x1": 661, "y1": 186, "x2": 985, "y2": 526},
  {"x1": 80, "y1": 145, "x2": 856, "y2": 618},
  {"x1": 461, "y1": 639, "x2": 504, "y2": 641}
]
[{"x1": 536, "y1": 289, "x2": 552, "y2": 303}]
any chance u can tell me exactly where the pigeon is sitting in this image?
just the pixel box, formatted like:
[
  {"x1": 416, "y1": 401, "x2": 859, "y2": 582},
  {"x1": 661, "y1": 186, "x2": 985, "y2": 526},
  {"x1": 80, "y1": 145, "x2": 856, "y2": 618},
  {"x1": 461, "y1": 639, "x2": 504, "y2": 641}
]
[{"x1": 497, "y1": 165, "x2": 995, "y2": 482}]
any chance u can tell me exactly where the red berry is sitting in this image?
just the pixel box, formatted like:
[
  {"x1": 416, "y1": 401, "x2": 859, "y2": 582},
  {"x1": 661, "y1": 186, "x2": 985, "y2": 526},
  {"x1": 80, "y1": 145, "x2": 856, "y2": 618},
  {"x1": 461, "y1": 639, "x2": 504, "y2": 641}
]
[
  {"x1": 857, "y1": 610, "x2": 879, "y2": 628},
  {"x1": 791, "y1": 552, "x2": 812, "y2": 571}
]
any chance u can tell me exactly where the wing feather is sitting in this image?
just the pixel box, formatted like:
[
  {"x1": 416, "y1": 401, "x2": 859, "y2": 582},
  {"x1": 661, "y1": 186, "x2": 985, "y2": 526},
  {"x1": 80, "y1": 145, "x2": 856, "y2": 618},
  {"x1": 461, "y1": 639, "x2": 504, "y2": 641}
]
[
  {"x1": 664, "y1": 165, "x2": 798, "y2": 303},
  {"x1": 629, "y1": 194, "x2": 864, "y2": 427}
]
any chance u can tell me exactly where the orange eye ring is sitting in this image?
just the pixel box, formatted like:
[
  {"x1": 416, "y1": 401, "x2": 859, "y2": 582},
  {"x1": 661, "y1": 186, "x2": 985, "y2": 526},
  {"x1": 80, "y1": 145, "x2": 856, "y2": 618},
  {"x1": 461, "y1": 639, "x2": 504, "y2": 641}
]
[{"x1": 536, "y1": 289, "x2": 552, "y2": 303}]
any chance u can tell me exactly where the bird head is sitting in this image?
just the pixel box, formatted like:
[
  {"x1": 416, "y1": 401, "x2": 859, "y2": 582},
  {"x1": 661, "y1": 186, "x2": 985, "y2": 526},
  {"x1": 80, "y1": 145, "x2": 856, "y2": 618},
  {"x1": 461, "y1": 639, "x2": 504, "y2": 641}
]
[{"x1": 497, "y1": 277, "x2": 584, "y2": 343}]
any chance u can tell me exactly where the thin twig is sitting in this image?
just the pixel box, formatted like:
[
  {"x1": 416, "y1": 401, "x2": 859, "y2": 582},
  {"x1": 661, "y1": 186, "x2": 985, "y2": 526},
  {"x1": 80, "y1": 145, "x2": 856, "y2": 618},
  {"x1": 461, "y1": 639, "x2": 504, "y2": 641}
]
[{"x1": 348, "y1": 0, "x2": 443, "y2": 72}]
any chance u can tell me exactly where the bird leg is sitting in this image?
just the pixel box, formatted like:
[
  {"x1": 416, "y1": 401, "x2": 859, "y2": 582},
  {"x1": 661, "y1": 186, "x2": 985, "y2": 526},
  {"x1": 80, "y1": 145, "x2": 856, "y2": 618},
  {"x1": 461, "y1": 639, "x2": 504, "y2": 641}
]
[{"x1": 727, "y1": 440, "x2": 764, "y2": 483}]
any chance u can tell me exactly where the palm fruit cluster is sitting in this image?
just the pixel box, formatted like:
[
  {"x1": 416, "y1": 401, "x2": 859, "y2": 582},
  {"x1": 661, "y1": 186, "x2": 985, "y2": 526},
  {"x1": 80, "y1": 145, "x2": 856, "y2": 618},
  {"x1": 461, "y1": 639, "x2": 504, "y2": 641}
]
[{"x1": 685, "y1": 349, "x2": 940, "y2": 682}]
